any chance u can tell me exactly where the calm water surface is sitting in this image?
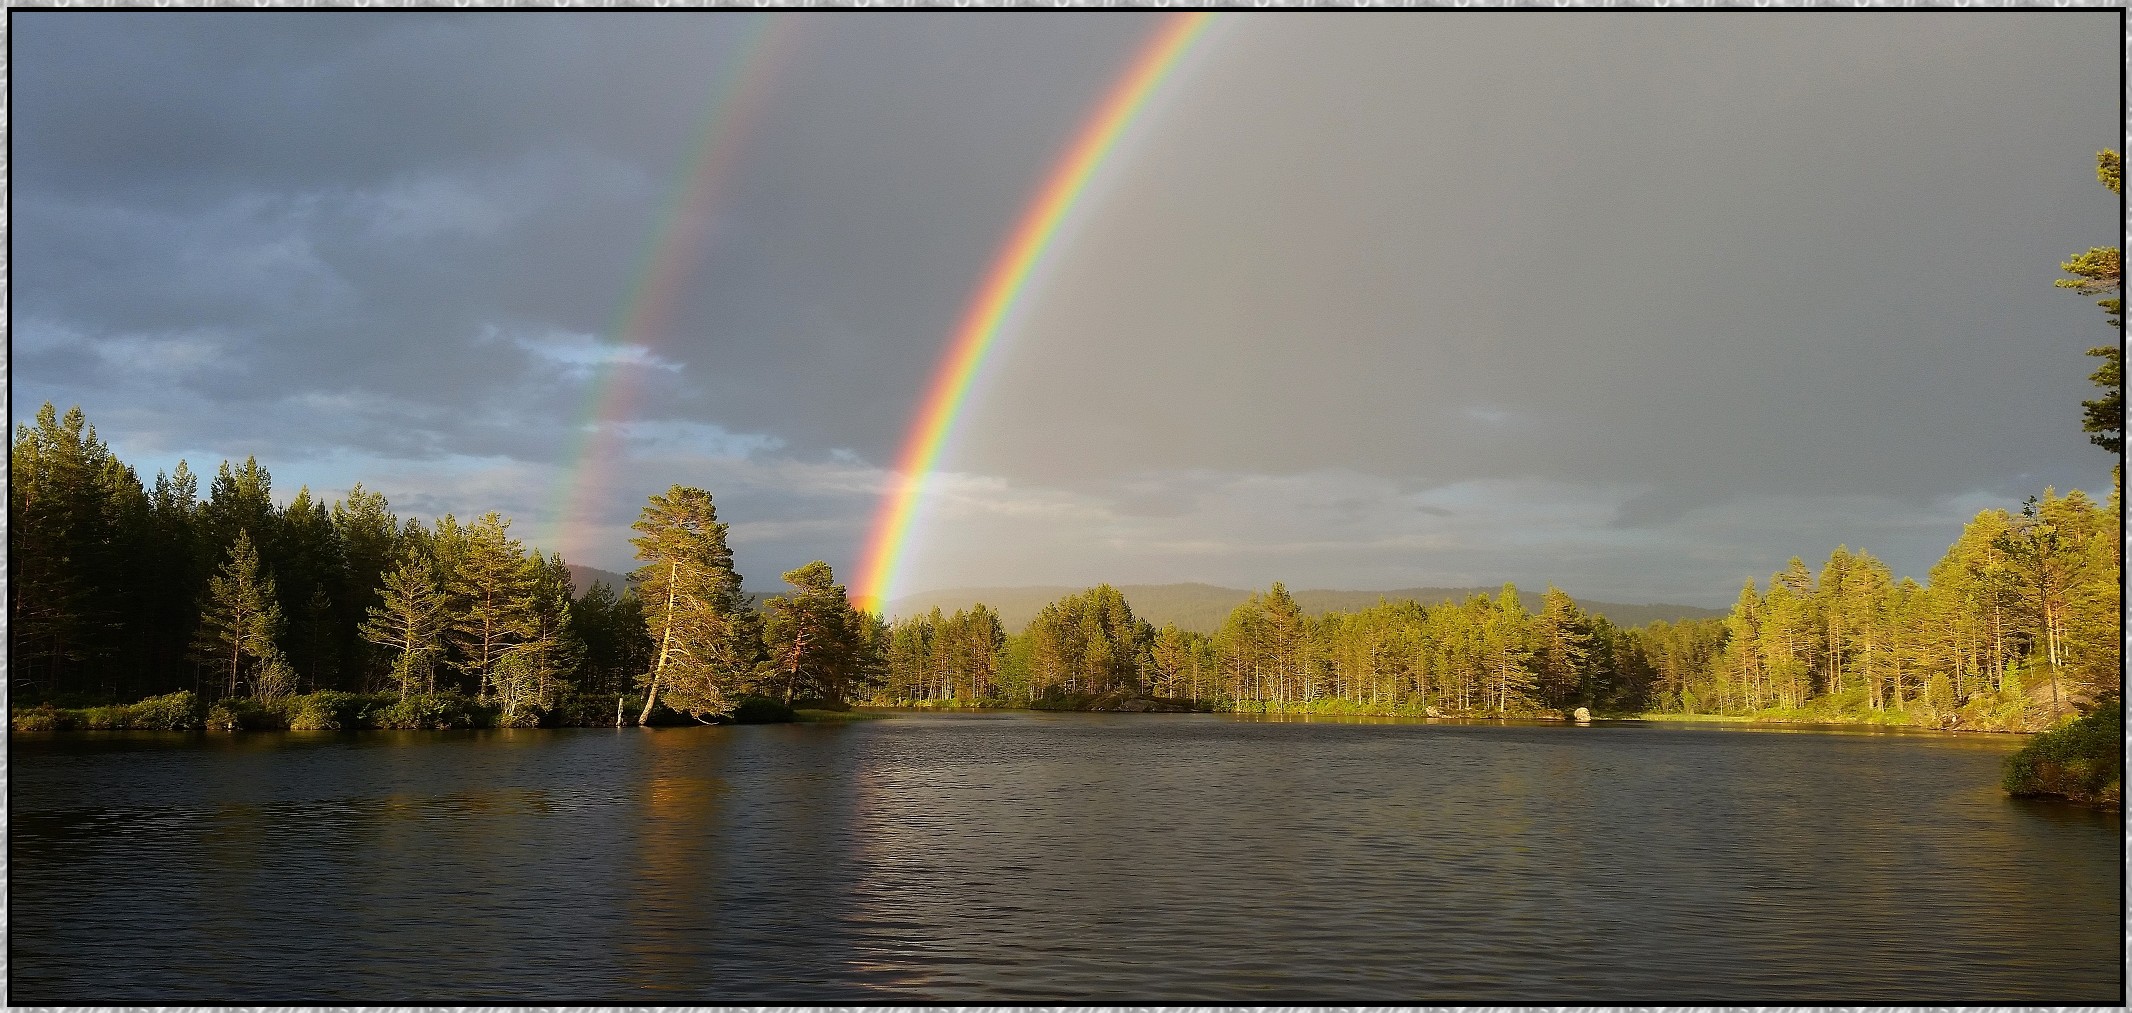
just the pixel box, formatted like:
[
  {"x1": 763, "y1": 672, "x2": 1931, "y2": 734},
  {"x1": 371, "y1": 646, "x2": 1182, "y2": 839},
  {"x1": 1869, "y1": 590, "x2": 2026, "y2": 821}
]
[{"x1": 9, "y1": 713, "x2": 2121, "y2": 1002}]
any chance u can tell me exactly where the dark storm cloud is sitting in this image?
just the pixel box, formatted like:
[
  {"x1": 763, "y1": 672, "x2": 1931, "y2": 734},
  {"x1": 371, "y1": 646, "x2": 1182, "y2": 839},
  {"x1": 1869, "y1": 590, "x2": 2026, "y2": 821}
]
[
  {"x1": 14, "y1": 11, "x2": 1152, "y2": 463},
  {"x1": 12, "y1": 12, "x2": 2121, "y2": 599}
]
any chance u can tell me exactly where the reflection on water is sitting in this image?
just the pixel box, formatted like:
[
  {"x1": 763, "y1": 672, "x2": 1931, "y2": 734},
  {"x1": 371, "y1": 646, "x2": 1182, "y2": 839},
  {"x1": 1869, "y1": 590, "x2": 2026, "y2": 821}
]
[{"x1": 9, "y1": 714, "x2": 2119, "y2": 1002}]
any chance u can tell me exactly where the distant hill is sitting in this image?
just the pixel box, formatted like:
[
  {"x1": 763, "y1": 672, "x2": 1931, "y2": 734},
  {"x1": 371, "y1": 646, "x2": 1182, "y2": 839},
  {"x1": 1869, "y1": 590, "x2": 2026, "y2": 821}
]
[
  {"x1": 563, "y1": 564, "x2": 770, "y2": 608},
  {"x1": 565, "y1": 564, "x2": 633, "y2": 598},
  {"x1": 886, "y1": 582, "x2": 1725, "y2": 633}
]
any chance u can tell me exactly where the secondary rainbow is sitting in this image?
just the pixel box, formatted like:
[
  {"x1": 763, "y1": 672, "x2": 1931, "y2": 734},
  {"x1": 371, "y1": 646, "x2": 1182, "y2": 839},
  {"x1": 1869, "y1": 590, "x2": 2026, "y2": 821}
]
[
  {"x1": 852, "y1": 12, "x2": 1217, "y2": 613},
  {"x1": 543, "y1": 15, "x2": 795, "y2": 563}
]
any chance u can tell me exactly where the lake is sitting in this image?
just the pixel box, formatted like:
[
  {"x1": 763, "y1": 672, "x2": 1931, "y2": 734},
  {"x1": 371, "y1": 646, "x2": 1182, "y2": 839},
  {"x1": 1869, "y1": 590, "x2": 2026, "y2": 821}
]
[{"x1": 8, "y1": 712, "x2": 2120, "y2": 1002}]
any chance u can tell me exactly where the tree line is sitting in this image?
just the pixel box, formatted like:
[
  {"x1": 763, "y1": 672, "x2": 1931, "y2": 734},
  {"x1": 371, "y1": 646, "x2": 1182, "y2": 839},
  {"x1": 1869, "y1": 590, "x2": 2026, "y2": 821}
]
[
  {"x1": 878, "y1": 488, "x2": 2118, "y2": 729},
  {"x1": 9, "y1": 402, "x2": 878, "y2": 726},
  {"x1": 11, "y1": 399, "x2": 2117, "y2": 732}
]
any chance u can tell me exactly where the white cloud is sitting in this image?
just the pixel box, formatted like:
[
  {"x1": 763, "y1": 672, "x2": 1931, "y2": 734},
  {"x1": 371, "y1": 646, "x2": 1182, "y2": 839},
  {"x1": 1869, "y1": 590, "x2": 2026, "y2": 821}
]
[{"x1": 499, "y1": 327, "x2": 684, "y2": 376}]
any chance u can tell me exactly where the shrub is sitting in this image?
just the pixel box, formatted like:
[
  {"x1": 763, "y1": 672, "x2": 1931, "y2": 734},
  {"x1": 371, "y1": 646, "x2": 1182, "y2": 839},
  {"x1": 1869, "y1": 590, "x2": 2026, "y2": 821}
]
[
  {"x1": 496, "y1": 704, "x2": 544, "y2": 729},
  {"x1": 127, "y1": 690, "x2": 202, "y2": 730},
  {"x1": 364, "y1": 691, "x2": 491, "y2": 730},
  {"x1": 2004, "y1": 705, "x2": 2123, "y2": 808},
  {"x1": 79, "y1": 705, "x2": 131, "y2": 730},
  {"x1": 285, "y1": 691, "x2": 368, "y2": 731},
  {"x1": 206, "y1": 698, "x2": 285, "y2": 731},
  {"x1": 12, "y1": 704, "x2": 67, "y2": 732}
]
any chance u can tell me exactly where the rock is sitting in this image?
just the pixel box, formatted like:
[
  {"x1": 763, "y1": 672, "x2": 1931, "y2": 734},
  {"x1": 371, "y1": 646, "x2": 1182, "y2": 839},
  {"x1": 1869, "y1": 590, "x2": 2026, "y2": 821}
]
[
  {"x1": 1425, "y1": 705, "x2": 1442, "y2": 718},
  {"x1": 1573, "y1": 706, "x2": 1592, "y2": 722}
]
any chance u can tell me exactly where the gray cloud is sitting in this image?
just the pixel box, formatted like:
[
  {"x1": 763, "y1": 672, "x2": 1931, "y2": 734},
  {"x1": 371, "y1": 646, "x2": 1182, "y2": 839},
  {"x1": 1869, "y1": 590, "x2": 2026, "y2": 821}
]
[{"x1": 12, "y1": 12, "x2": 2120, "y2": 603}]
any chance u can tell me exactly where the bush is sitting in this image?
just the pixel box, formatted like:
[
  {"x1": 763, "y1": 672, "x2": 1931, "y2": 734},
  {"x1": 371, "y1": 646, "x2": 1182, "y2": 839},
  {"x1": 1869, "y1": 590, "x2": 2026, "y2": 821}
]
[
  {"x1": 363, "y1": 691, "x2": 491, "y2": 730},
  {"x1": 496, "y1": 704, "x2": 544, "y2": 729},
  {"x1": 79, "y1": 704, "x2": 132, "y2": 730},
  {"x1": 206, "y1": 698, "x2": 286, "y2": 732},
  {"x1": 127, "y1": 690, "x2": 203, "y2": 730},
  {"x1": 12, "y1": 704, "x2": 67, "y2": 732},
  {"x1": 2004, "y1": 705, "x2": 2122, "y2": 808},
  {"x1": 285, "y1": 691, "x2": 370, "y2": 731}
]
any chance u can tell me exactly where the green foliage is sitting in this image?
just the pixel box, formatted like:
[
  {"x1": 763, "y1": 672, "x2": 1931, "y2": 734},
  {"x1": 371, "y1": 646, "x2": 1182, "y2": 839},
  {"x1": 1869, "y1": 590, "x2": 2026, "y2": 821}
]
[
  {"x1": 364, "y1": 691, "x2": 489, "y2": 730},
  {"x1": 12, "y1": 705, "x2": 67, "y2": 732},
  {"x1": 759, "y1": 560, "x2": 876, "y2": 705},
  {"x1": 630, "y1": 485, "x2": 757, "y2": 723},
  {"x1": 193, "y1": 529, "x2": 289, "y2": 699},
  {"x1": 495, "y1": 704, "x2": 544, "y2": 729},
  {"x1": 891, "y1": 583, "x2": 1723, "y2": 636},
  {"x1": 360, "y1": 550, "x2": 448, "y2": 699},
  {"x1": 446, "y1": 512, "x2": 537, "y2": 700},
  {"x1": 127, "y1": 690, "x2": 204, "y2": 730},
  {"x1": 2004, "y1": 705, "x2": 2122, "y2": 808},
  {"x1": 2056, "y1": 150, "x2": 2122, "y2": 454},
  {"x1": 12, "y1": 692, "x2": 204, "y2": 731},
  {"x1": 884, "y1": 601, "x2": 1009, "y2": 704},
  {"x1": 539, "y1": 691, "x2": 629, "y2": 728},
  {"x1": 206, "y1": 698, "x2": 286, "y2": 732},
  {"x1": 285, "y1": 691, "x2": 368, "y2": 731}
]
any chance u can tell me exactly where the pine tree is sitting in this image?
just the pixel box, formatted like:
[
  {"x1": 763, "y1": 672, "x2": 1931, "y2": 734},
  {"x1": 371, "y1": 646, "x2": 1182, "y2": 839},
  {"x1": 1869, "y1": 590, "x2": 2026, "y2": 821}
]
[
  {"x1": 1531, "y1": 586, "x2": 1593, "y2": 708},
  {"x1": 9, "y1": 404, "x2": 152, "y2": 697},
  {"x1": 513, "y1": 552, "x2": 577, "y2": 715},
  {"x1": 199, "y1": 457, "x2": 277, "y2": 571},
  {"x1": 630, "y1": 486, "x2": 757, "y2": 723},
  {"x1": 1150, "y1": 622, "x2": 1193, "y2": 699},
  {"x1": 359, "y1": 550, "x2": 448, "y2": 699},
  {"x1": 145, "y1": 461, "x2": 206, "y2": 687},
  {"x1": 2056, "y1": 150, "x2": 2122, "y2": 456},
  {"x1": 761, "y1": 560, "x2": 866, "y2": 705},
  {"x1": 447, "y1": 512, "x2": 532, "y2": 700},
  {"x1": 1722, "y1": 580, "x2": 1764, "y2": 709},
  {"x1": 279, "y1": 486, "x2": 346, "y2": 689},
  {"x1": 1995, "y1": 493, "x2": 2081, "y2": 719},
  {"x1": 1483, "y1": 584, "x2": 1535, "y2": 713},
  {"x1": 194, "y1": 529, "x2": 287, "y2": 700},
  {"x1": 332, "y1": 483, "x2": 402, "y2": 688}
]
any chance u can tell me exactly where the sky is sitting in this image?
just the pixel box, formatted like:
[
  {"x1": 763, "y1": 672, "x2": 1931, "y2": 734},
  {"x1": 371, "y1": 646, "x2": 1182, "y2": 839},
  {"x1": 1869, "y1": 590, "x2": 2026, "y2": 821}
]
[{"x1": 12, "y1": 11, "x2": 2122, "y2": 608}]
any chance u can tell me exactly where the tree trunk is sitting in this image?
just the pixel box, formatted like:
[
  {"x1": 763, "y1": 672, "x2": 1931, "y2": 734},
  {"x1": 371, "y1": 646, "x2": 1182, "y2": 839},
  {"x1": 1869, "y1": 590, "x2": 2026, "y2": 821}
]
[{"x1": 639, "y1": 560, "x2": 679, "y2": 726}]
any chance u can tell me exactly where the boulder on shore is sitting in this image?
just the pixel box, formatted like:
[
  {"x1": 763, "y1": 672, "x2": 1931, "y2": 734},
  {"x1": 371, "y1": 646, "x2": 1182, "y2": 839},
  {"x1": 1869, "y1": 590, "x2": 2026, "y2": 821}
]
[
  {"x1": 1425, "y1": 705, "x2": 1443, "y2": 718},
  {"x1": 1572, "y1": 706, "x2": 1593, "y2": 722}
]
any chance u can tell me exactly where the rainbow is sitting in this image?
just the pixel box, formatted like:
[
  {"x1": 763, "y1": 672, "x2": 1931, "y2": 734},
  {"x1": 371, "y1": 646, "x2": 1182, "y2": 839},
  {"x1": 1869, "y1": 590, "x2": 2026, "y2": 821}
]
[
  {"x1": 542, "y1": 14, "x2": 796, "y2": 563},
  {"x1": 851, "y1": 12, "x2": 1217, "y2": 613}
]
